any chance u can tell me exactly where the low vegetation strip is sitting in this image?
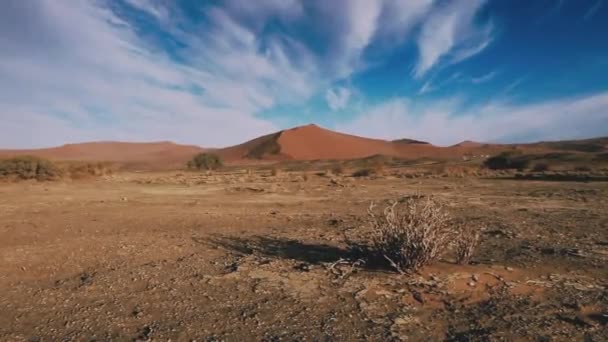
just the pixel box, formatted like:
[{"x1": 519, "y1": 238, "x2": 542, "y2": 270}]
[
  {"x1": 0, "y1": 156, "x2": 62, "y2": 181},
  {"x1": 0, "y1": 156, "x2": 113, "y2": 181}
]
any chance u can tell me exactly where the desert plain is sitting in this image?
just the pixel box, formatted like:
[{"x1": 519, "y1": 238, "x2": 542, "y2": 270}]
[{"x1": 1, "y1": 126, "x2": 607, "y2": 341}]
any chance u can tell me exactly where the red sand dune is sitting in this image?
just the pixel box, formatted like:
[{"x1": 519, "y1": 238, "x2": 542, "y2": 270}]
[
  {"x1": 215, "y1": 124, "x2": 495, "y2": 161},
  {"x1": 274, "y1": 124, "x2": 404, "y2": 160},
  {"x1": 0, "y1": 141, "x2": 204, "y2": 169},
  {"x1": 1, "y1": 124, "x2": 604, "y2": 168}
]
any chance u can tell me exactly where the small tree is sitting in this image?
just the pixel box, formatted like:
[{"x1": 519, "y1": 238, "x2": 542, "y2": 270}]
[{"x1": 188, "y1": 153, "x2": 223, "y2": 171}]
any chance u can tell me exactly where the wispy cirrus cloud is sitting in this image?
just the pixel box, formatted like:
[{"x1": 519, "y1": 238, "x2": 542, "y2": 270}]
[
  {"x1": 0, "y1": 0, "x2": 440, "y2": 148},
  {"x1": 338, "y1": 92, "x2": 608, "y2": 145},
  {"x1": 326, "y1": 87, "x2": 352, "y2": 111},
  {"x1": 123, "y1": 0, "x2": 169, "y2": 21},
  {"x1": 471, "y1": 71, "x2": 497, "y2": 84},
  {"x1": 312, "y1": 0, "x2": 433, "y2": 79},
  {"x1": 1, "y1": 0, "x2": 603, "y2": 149},
  {"x1": 0, "y1": 0, "x2": 314, "y2": 148},
  {"x1": 414, "y1": 0, "x2": 493, "y2": 78}
]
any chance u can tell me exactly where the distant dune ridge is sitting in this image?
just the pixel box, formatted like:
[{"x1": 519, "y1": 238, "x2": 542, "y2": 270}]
[
  {"x1": 1, "y1": 124, "x2": 606, "y2": 169},
  {"x1": 0, "y1": 141, "x2": 204, "y2": 169}
]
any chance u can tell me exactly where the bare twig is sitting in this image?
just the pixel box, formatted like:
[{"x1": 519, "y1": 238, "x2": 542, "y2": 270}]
[
  {"x1": 383, "y1": 255, "x2": 405, "y2": 275},
  {"x1": 325, "y1": 258, "x2": 365, "y2": 279}
]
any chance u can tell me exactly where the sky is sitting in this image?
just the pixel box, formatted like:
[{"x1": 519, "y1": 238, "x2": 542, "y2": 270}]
[{"x1": 1, "y1": 0, "x2": 607, "y2": 148}]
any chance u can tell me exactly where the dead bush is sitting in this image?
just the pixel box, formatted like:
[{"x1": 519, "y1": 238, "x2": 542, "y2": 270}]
[
  {"x1": 532, "y1": 163, "x2": 550, "y2": 172},
  {"x1": 352, "y1": 168, "x2": 374, "y2": 177},
  {"x1": 368, "y1": 197, "x2": 454, "y2": 273},
  {"x1": 270, "y1": 167, "x2": 281, "y2": 177},
  {"x1": 331, "y1": 165, "x2": 344, "y2": 175},
  {"x1": 454, "y1": 225, "x2": 480, "y2": 265},
  {"x1": 372, "y1": 162, "x2": 385, "y2": 176},
  {"x1": 62, "y1": 161, "x2": 114, "y2": 179},
  {"x1": 366, "y1": 197, "x2": 479, "y2": 272},
  {"x1": 0, "y1": 156, "x2": 62, "y2": 181}
]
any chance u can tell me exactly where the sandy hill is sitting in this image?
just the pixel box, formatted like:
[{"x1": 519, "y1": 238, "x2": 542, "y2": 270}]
[
  {"x1": 529, "y1": 137, "x2": 608, "y2": 153},
  {"x1": 216, "y1": 124, "x2": 473, "y2": 161},
  {"x1": 216, "y1": 124, "x2": 402, "y2": 161},
  {"x1": 451, "y1": 140, "x2": 487, "y2": 148},
  {"x1": 2, "y1": 125, "x2": 606, "y2": 168},
  {"x1": 0, "y1": 141, "x2": 204, "y2": 169},
  {"x1": 392, "y1": 138, "x2": 430, "y2": 145},
  {"x1": 216, "y1": 125, "x2": 607, "y2": 162}
]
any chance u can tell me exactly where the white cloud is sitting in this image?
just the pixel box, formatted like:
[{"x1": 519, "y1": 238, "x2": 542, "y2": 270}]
[
  {"x1": 326, "y1": 87, "x2": 352, "y2": 111},
  {"x1": 471, "y1": 71, "x2": 497, "y2": 84},
  {"x1": 124, "y1": 0, "x2": 169, "y2": 22},
  {"x1": 312, "y1": 0, "x2": 433, "y2": 79},
  {"x1": 418, "y1": 72, "x2": 464, "y2": 94},
  {"x1": 415, "y1": 0, "x2": 492, "y2": 78},
  {"x1": 378, "y1": 0, "x2": 434, "y2": 38},
  {"x1": 418, "y1": 81, "x2": 436, "y2": 95},
  {"x1": 0, "y1": 0, "x2": 453, "y2": 149},
  {"x1": 0, "y1": 0, "x2": 318, "y2": 148},
  {"x1": 224, "y1": 0, "x2": 304, "y2": 26},
  {"x1": 344, "y1": 0, "x2": 383, "y2": 51},
  {"x1": 337, "y1": 92, "x2": 608, "y2": 145},
  {"x1": 4, "y1": 0, "x2": 597, "y2": 151}
]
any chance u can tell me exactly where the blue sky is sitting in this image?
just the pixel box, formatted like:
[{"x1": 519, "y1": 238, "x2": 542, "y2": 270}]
[{"x1": 1, "y1": 0, "x2": 607, "y2": 148}]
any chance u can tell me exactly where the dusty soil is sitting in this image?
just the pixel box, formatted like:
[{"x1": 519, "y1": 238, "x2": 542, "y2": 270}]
[{"x1": 1, "y1": 170, "x2": 607, "y2": 341}]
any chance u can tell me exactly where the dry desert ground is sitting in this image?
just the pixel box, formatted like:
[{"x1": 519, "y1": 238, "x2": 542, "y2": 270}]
[{"x1": 1, "y1": 169, "x2": 607, "y2": 341}]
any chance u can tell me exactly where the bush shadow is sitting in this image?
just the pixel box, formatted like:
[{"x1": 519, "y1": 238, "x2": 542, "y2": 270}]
[{"x1": 203, "y1": 234, "x2": 391, "y2": 272}]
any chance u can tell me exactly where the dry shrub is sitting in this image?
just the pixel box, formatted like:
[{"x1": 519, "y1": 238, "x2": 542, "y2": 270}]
[
  {"x1": 368, "y1": 197, "x2": 479, "y2": 272},
  {"x1": 372, "y1": 162, "x2": 385, "y2": 176},
  {"x1": 454, "y1": 225, "x2": 480, "y2": 265},
  {"x1": 270, "y1": 167, "x2": 281, "y2": 177},
  {"x1": 0, "y1": 156, "x2": 62, "y2": 181},
  {"x1": 331, "y1": 165, "x2": 344, "y2": 175},
  {"x1": 352, "y1": 168, "x2": 374, "y2": 177},
  {"x1": 187, "y1": 153, "x2": 222, "y2": 170},
  {"x1": 442, "y1": 165, "x2": 480, "y2": 178},
  {"x1": 532, "y1": 163, "x2": 550, "y2": 172},
  {"x1": 574, "y1": 165, "x2": 591, "y2": 172},
  {"x1": 63, "y1": 161, "x2": 114, "y2": 179}
]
